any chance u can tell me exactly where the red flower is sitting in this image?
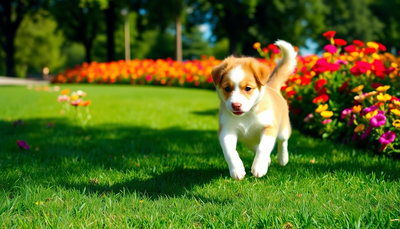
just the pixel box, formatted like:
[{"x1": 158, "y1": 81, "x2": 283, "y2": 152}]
[
  {"x1": 384, "y1": 67, "x2": 395, "y2": 75},
  {"x1": 376, "y1": 42, "x2": 386, "y2": 52},
  {"x1": 17, "y1": 140, "x2": 30, "y2": 150},
  {"x1": 286, "y1": 90, "x2": 296, "y2": 97},
  {"x1": 371, "y1": 82, "x2": 383, "y2": 89},
  {"x1": 262, "y1": 48, "x2": 269, "y2": 53},
  {"x1": 363, "y1": 47, "x2": 376, "y2": 54},
  {"x1": 317, "y1": 87, "x2": 328, "y2": 96},
  {"x1": 353, "y1": 40, "x2": 365, "y2": 47},
  {"x1": 313, "y1": 94, "x2": 329, "y2": 104},
  {"x1": 311, "y1": 58, "x2": 340, "y2": 75},
  {"x1": 334, "y1": 39, "x2": 347, "y2": 46},
  {"x1": 314, "y1": 79, "x2": 327, "y2": 91},
  {"x1": 338, "y1": 81, "x2": 349, "y2": 92},
  {"x1": 268, "y1": 44, "x2": 277, "y2": 50},
  {"x1": 372, "y1": 59, "x2": 385, "y2": 79},
  {"x1": 344, "y1": 45, "x2": 356, "y2": 53},
  {"x1": 350, "y1": 61, "x2": 372, "y2": 75},
  {"x1": 323, "y1": 31, "x2": 336, "y2": 40}
]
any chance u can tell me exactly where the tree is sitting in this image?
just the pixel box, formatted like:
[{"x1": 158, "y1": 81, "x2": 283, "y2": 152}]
[
  {"x1": 319, "y1": 0, "x2": 383, "y2": 45},
  {"x1": 51, "y1": 0, "x2": 104, "y2": 63},
  {"x1": 14, "y1": 10, "x2": 66, "y2": 77},
  {"x1": 0, "y1": 0, "x2": 49, "y2": 77},
  {"x1": 370, "y1": 0, "x2": 400, "y2": 52},
  {"x1": 136, "y1": 0, "x2": 186, "y2": 61},
  {"x1": 188, "y1": 0, "x2": 327, "y2": 55}
]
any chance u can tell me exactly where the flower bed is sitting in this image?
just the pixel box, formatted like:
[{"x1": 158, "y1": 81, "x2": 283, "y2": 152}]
[
  {"x1": 260, "y1": 31, "x2": 400, "y2": 155},
  {"x1": 52, "y1": 34, "x2": 400, "y2": 155}
]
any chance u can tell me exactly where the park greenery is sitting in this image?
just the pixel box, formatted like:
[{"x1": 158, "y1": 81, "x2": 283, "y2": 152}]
[
  {"x1": 1, "y1": 0, "x2": 400, "y2": 77},
  {"x1": 1, "y1": 85, "x2": 400, "y2": 227}
]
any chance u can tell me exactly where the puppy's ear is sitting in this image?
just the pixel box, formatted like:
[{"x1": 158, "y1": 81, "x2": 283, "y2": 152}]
[
  {"x1": 211, "y1": 62, "x2": 226, "y2": 86},
  {"x1": 250, "y1": 60, "x2": 270, "y2": 86}
]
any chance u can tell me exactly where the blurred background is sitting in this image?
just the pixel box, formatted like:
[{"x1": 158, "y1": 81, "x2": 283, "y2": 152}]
[{"x1": 0, "y1": 0, "x2": 398, "y2": 78}]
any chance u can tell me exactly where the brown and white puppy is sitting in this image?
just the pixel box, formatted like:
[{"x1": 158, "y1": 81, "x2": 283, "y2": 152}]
[{"x1": 211, "y1": 40, "x2": 297, "y2": 180}]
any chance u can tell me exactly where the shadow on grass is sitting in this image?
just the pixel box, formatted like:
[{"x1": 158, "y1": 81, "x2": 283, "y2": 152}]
[
  {"x1": 191, "y1": 108, "x2": 219, "y2": 117},
  {"x1": 1, "y1": 118, "x2": 399, "y2": 200}
]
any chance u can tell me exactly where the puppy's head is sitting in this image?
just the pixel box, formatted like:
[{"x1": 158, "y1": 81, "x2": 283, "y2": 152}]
[{"x1": 212, "y1": 56, "x2": 270, "y2": 116}]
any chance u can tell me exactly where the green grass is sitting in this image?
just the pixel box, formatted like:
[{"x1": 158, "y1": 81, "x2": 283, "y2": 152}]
[{"x1": 0, "y1": 85, "x2": 399, "y2": 228}]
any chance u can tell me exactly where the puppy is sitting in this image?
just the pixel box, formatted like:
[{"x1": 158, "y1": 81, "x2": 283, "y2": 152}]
[{"x1": 211, "y1": 40, "x2": 297, "y2": 180}]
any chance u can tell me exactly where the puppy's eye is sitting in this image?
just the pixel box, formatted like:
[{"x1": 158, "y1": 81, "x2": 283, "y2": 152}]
[
  {"x1": 224, "y1": 87, "x2": 231, "y2": 92},
  {"x1": 245, "y1": 86, "x2": 252, "y2": 92}
]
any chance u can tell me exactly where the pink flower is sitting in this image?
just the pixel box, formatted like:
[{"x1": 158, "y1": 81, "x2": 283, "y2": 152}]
[
  {"x1": 341, "y1": 108, "x2": 352, "y2": 119},
  {"x1": 335, "y1": 59, "x2": 348, "y2": 65},
  {"x1": 324, "y1": 45, "x2": 337, "y2": 54},
  {"x1": 17, "y1": 140, "x2": 30, "y2": 150},
  {"x1": 145, "y1": 75, "x2": 152, "y2": 81},
  {"x1": 352, "y1": 132, "x2": 358, "y2": 141},
  {"x1": 379, "y1": 131, "x2": 396, "y2": 145},
  {"x1": 360, "y1": 126, "x2": 372, "y2": 140},
  {"x1": 361, "y1": 105, "x2": 378, "y2": 116},
  {"x1": 347, "y1": 114, "x2": 356, "y2": 126},
  {"x1": 322, "y1": 119, "x2": 332, "y2": 125},
  {"x1": 303, "y1": 113, "x2": 314, "y2": 122},
  {"x1": 370, "y1": 114, "x2": 386, "y2": 128}
]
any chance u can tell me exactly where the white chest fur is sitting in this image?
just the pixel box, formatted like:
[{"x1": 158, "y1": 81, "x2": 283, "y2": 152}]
[{"x1": 219, "y1": 106, "x2": 274, "y2": 150}]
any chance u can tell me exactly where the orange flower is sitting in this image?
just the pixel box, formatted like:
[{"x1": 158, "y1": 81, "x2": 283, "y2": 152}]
[
  {"x1": 351, "y1": 85, "x2": 364, "y2": 93},
  {"x1": 78, "y1": 100, "x2": 92, "y2": 106},
  {"x1": 253, "y1": 42, "x2": 261, "y2": 49},
  {"x1": 60, "y1": 89, "x2": 70, "y2": 95},
  {"x1": 354, "y1": 124, "x2": 365, "y2": 133},
  {"x1": 352, "y1": 105, "x2": 362, "y2": 113}
]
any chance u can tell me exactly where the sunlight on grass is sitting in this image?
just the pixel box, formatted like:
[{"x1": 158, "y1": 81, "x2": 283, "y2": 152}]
[{"x1": 0, "y1": 85, "x2": 399, "y2": 228}]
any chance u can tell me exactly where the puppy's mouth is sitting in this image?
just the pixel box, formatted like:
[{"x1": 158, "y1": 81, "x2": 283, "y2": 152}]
[{"x1": 232, "y1": 111, "x2": 245, "y2": 116}]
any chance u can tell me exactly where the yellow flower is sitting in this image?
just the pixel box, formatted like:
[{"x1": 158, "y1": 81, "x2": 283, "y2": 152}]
[
  {"x1": 376, "y1": 85, "x2": 390, "y2": 93},
  {"x1": 372, "y1": 53, "x2": 380, "y2": 60},
  {"x1": 393, "y1": 120, "x2": 400, "y2": 128},
  {"x1": 350, "y1": 52, "x2": 359, "y2": 58},
  {"x1": 367, "y1": 42, "x2": 379, "y2": 49},
  {"x1": 392, "y1": 109, "x2": 400, "y2": 116},
  {"x1": 70, "y1": 93, "x2": 79, "y2": 101},
  {"x1": 391, "y1": 62, "x2": 398, "y2": 68},
  {"x1": 35, "y1": 201, "x2": 44, "y2": 205},
  {"x1": 316, "y1": 104, "x2": 328, "y2": 113},
  {"x1": 354, "y1": 124, "x2": 365, "y2": 133},
  {"x1": 352, "y1": 105, "x2": 362, "y2": 113},
  {"x1": 351, "y1": 85, "x2": 364, "y2": 93},
  {"x1": 366, "y1": 110, "x2": 378, "y2": 120},
  {"x1": 323, "y1": 52, "x2": 332, "y2": 58},
  {"x1": 393, "y1": 100, "x2": 400, "y2": 107},
  {"x1": 321, "y1": 111, "x2": 333, "y2": 118},
  {"x1": 377, "y1": 93, "x2": 392, "y2": 102},
  {"x1": 253, "y1": 42, "x2": 261, "y2": 49}
]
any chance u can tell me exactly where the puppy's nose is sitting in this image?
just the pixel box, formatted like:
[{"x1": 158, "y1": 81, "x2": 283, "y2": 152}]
[{"x1": 232, "y1": 103, "x2": 242, "y2": 111}]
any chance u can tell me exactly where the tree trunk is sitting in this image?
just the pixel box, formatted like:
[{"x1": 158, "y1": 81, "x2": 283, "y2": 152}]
[
  {"x1": 175, "y1": 14, "x2": 182, "y2": 62},
  {"x1": 5, "y1": 31, "x2": 16, "y2": 77},
  {"x1": 84, "y1": 42, "x2": 92, "y2": 63},
  {"x1": 105, "y1": 0, "x2": 116, "y2": 62}
]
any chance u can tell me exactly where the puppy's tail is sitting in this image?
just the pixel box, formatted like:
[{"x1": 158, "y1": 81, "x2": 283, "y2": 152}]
[{"x1": 267, "y1": 40, "x2": 297, "y2": 91}]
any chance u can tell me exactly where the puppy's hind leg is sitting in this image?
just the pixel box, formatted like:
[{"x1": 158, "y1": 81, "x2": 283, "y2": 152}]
[{"x1": 277, "y1": 127, "x2": 291, "y2": 166}]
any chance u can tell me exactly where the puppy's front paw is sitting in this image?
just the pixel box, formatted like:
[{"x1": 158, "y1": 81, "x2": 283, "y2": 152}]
[
  {"x1": 277, "y1": 151, "x2": 289, "y2": 166},
  {"x1": 229, "y1": 164, "x2": 246, "y2": 180},
  {"x1": 251, "y1": 157, "x2": 271, "y2": 178}
]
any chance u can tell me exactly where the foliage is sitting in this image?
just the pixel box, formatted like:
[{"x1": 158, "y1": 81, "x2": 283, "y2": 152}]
[
  {"x1": 0, "y1": 85, "x2": 400, "y2": 227},
  {"x1": 14, "y1": 10, "x2": 66, "y2": 77}
]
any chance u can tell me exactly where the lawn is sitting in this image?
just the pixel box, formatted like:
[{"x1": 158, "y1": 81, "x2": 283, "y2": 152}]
[{"x1": 0, "y1": 85, "x2": 399, "y2": 228}]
